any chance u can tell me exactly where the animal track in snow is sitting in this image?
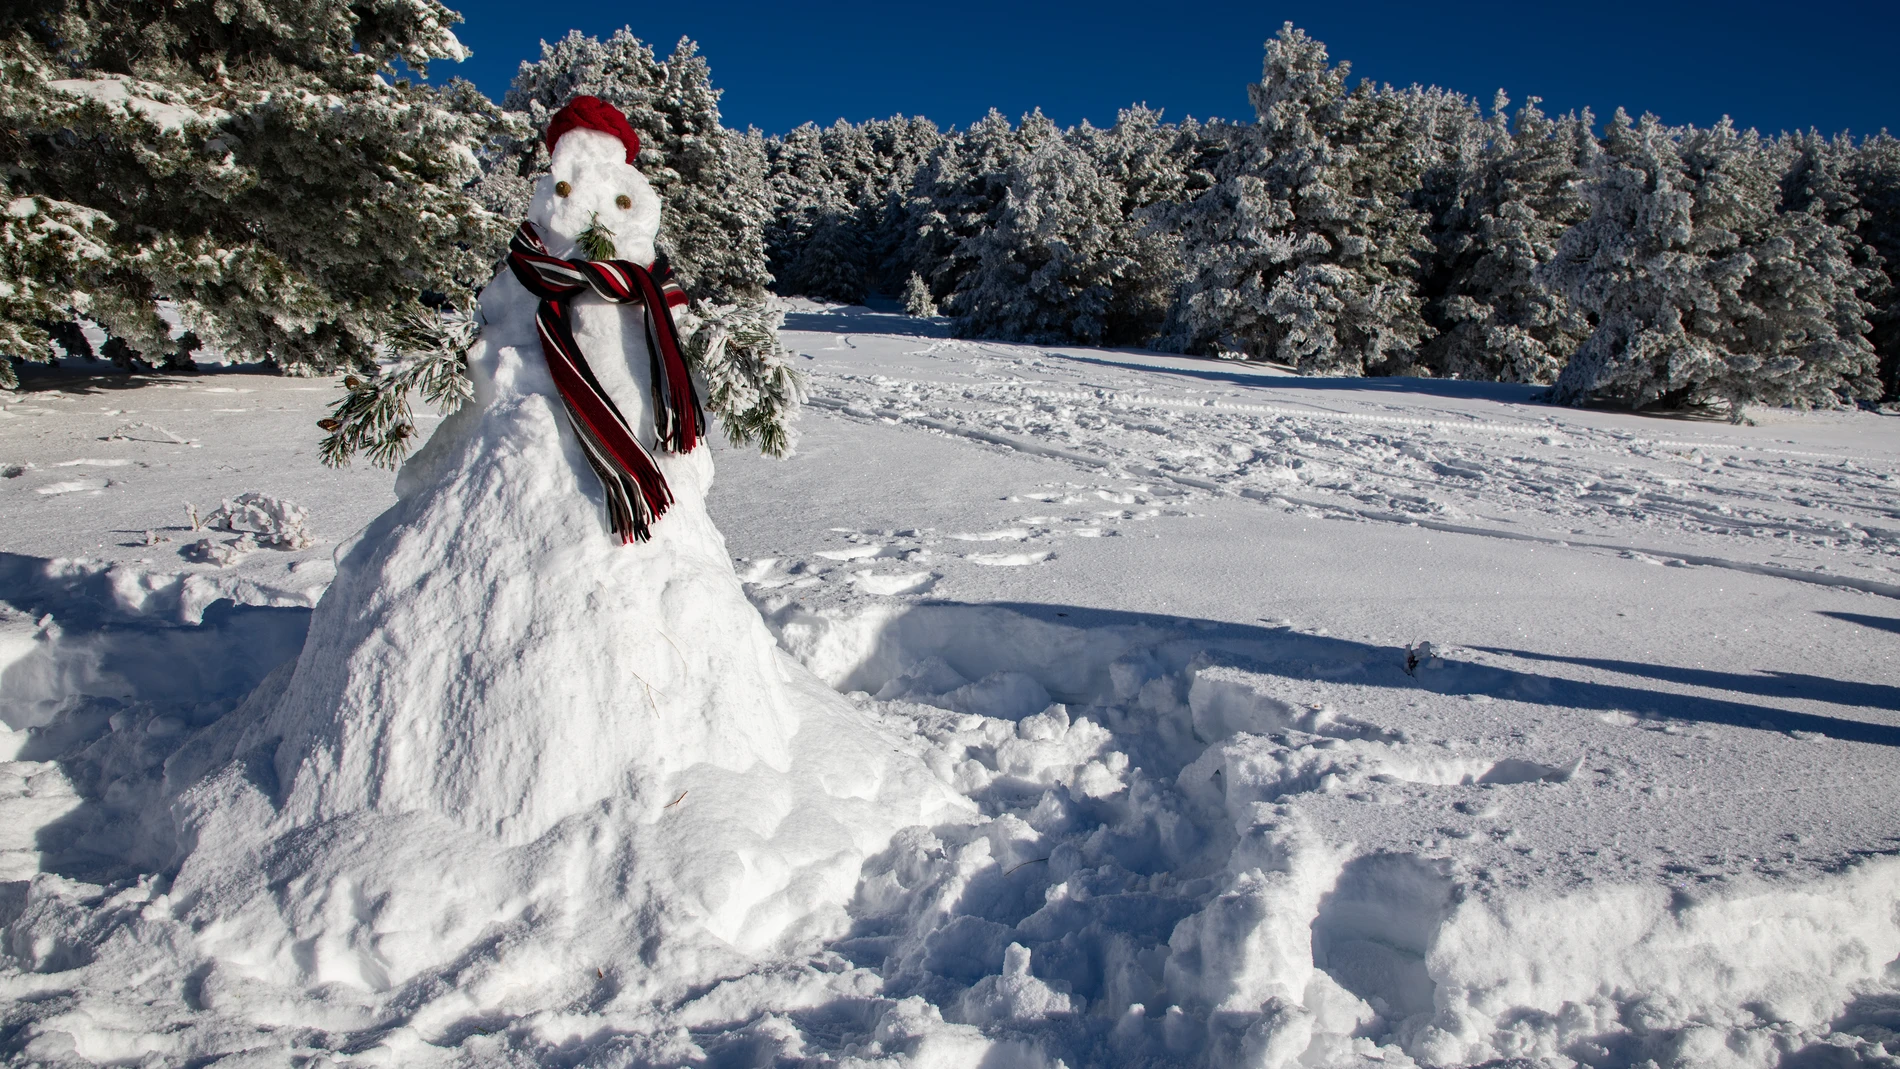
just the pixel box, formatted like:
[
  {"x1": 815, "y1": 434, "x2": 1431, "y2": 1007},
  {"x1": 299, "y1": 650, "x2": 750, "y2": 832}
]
[{"x1": 816, "y1": 544, "x2": 892, "y2": 561}]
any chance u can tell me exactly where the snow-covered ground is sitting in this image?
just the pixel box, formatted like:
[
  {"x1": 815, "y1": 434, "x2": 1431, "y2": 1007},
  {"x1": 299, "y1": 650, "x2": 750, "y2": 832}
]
[{"x1": 3, "y1": 305, "x2": 1899, "y2": 1067}]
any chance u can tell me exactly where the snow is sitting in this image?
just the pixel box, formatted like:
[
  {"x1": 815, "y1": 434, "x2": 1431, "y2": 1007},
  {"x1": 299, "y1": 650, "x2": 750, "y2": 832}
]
[
  {"x1": 45, "y1": 78, "x2": 220, "y2": 133},
  {"x1": 1, "y1": 299, "x2": 1899, "y2": 1067}
]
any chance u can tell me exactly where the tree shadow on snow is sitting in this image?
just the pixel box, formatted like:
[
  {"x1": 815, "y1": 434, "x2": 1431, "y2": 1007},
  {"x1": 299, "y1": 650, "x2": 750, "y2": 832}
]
[
  {"x1": 1033, "y1": 352, "x2": 1550, "y2": 406},
  {"x1": 1818, "y1": 610, "x2": 1900, "y2": 637},
  {"x1": 1468, "y1": 646, "x2": 1900, "y2": 716},
  {"x1": 956, "y1": 602, "x2": 1900, "y2": 748},
  {"x1": 781, "y1": 306, "x2": 952, "y2": 340}
]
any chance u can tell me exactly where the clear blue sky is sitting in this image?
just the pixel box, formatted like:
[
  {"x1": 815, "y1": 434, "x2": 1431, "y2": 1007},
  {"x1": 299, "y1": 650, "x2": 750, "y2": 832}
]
[{"x1": 434, "y1": 0, "x2": 1897, "y2": 138}]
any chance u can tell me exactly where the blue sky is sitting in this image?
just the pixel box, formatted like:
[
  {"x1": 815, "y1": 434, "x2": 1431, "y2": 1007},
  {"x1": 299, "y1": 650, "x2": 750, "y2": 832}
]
[{"x1": 435, "y1": 0, "x2": 1897, "y2": 138}]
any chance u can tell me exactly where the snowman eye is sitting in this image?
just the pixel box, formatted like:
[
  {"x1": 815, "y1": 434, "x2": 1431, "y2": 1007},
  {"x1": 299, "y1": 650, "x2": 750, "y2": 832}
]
[
  {"x1": 555, "y1": 181, "x2": 571, "y2": 197},
  {"x1": 615, "y1": 194, "x2": 632, "y2": 210}
]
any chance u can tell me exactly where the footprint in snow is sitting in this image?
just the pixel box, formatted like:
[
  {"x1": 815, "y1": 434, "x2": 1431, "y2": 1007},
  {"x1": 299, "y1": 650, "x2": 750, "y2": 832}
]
[
  {"x1": 853, "y1": 570, "x2": 938, "y2": 596},
  {"x1": 964, "y1": 550, "x2": 1054, "y2": 567},
  {"x1": 947, "y1": 528, "x2": 1032, "y2": 542},
  {"x1": 35, "y1": 477, "x2": 109, "y2": 495},
  {"x1": 815, "y1": 544, "x2": 890, "y2": 561}
]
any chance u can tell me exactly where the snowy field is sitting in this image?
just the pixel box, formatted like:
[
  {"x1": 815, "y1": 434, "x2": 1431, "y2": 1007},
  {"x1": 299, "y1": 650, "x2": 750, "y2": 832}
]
[{"x1": 3, "y1": 302, "x2": 1899, "y2": 1067}]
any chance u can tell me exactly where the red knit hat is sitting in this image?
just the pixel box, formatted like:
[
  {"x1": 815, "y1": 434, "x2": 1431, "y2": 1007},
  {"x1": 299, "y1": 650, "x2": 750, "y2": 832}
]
[{"x1": 544, "y1": 96, "x2": 641, "y2": 163}]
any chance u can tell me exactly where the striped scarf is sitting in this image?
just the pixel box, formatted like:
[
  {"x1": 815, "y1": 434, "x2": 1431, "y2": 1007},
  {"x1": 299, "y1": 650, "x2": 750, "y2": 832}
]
[{"x1": 506, "y1": 221, "x2": 705, "y2": 543}]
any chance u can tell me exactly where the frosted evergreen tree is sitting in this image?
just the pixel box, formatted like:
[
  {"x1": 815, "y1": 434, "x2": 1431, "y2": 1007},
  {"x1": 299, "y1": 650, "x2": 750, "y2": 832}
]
[
  {"x1": 0, "y1": 0, "x2": 503, "y2": 386},
  {"x1": 1843, "y1": 134, "x2": 1900, "y2": 399},
  {"x1": 787, "y1": 205, "x2": 873, "y2": 304},
  {"x1": 763, "y1": 122, "x2": 837, "y2": 286},
  {"x1": 1169, "y1": 24, "x2": 1437, "y2": 374},
  {"x1": 763, "y1": 116, "x2": 943, "y2": 301},
  {"x1": 952, "y1": 115, "x2": 1125, "y2": 342},
  {"x1": 902, "y1": 272, "x2": 939, "y2": 317},
  {"x1": 903, "y1": 110, "x2": 1023, "y2": 311},
  {"x1": 1544, "y1": 112, "x2": 1877, "y2": 413},
  {"x1": 1422, "y1": 94, "x2": 1597, "y2": 383},
  {"x1": 1075, "y1": 106, "x2": 1197, "y2": 344},
  {"x1": 953, "y1": 107, "x2": 1191, "y2": 346},
  {"x1": 857, "y1": 116, "x2": 948, "y2": 294},
  {"x1": 782, "y1": 121, "x2": 877, "y2": 301}
]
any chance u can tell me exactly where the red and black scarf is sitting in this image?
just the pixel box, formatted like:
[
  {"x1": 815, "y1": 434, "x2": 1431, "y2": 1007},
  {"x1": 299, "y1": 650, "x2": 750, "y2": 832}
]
[{"x1": 506, "y1": 221, "x2": 705, "y2": 543}]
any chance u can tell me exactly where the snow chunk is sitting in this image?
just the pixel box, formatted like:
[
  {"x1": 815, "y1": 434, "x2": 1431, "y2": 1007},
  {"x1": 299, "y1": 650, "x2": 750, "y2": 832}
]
[{"x1": 201, "y1": 492, "x2": 312, "y2": 549}]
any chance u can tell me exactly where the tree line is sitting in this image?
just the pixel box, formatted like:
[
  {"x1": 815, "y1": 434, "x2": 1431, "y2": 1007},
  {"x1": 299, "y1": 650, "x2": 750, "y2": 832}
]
[
  {"x1": 5, "y1": 5, "x2": 1894, "y2": 449},
  {"x1": 764, "y1": 25, "x2": 1899, "y2": 415}
]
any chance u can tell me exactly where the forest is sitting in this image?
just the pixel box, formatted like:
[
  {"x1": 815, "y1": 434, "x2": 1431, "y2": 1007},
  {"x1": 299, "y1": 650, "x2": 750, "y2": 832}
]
[{"x1": 5, "y1": 3, "x2": 1896, "y2": 451}]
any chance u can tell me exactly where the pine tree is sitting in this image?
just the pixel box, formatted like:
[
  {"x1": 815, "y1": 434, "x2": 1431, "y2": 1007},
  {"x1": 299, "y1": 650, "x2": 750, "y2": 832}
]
[
  {"x1": 901, "y1": 272, "x2": 938, "y2": 317},
  {"x1": 1422, "y1": 94, "x2": 1596, "y2": 383},
  {"x1": 1169, "y1": 24, "x2": 1438, "y2": 374},
  {"x1": 952, "y1": 114, "x2": 1124, "y2": 342},
  {"x1": 0, "y1": 0, "x2": 504, "y2": 386},
  {"x1": 859, "y1": 116, "x2": 946, "y2": 294},
  {"x1": 1844, "y1": 134, "x2": 1900, "y2": 399},
  {"x1": 1076, "y1": 106, "x2": 1196, "y2": 345},
  {"x1": 764, "y1": 122, "x2": 838, "y2": 292},
  {"x1": 951, "y1": 107, "x2": 1190, "y2": 346},
  {"x1": 788, "y1": 205, "x2": 872, "y2": 303},
  {"x1": 903, "y1": 109, "x2": 1021, "y2": 310},
  {"x1": 1544, "y1": 111, "x2": 1877, "y2": 413}
]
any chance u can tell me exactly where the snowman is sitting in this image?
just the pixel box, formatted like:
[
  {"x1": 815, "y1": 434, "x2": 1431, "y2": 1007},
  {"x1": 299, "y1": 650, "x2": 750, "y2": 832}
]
[{"x1": 160, "y1": 97, "x2": 968, "y2": 1005}]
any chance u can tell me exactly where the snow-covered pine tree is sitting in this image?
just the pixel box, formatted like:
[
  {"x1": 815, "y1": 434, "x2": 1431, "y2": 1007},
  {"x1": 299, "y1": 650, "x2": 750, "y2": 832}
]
[
  {"x1": 1544, "y1": 112, "x2": 1877, "y2": 413},
  {"x1": 487, "y1": 30, "x2": 801, "y2": 456},
  {"x1": 0, "y1": 0, "x2": 503, "y2": 387},
  {"x1": 902, "y1": 272, "x2": 939, "y2": 317},
  {"x1": 1422, "y1": 94, "x2": 1596, "y2": 383},
  {"x1": 952, "y1": 113, "x2": 1125, "y2": 343},
  {"x1": 1168, "y1": 24, "x2": 1438, "y2": 374},
  {"x1": 1075, "y1": 106, "x2": 1197, "y2": 345},
  {"x1": 779, "y1": 120, "x2": 876, "y2": 301},
  {"x1": 902, "y1": 109, "x2": 1022, "y2": 312},
  {"x1": 764, "y1": 123, "x2": 838, "y2": 292},
  {"x1": 1845, "y1": 134, "x2": 1900, "y2": 399},
  {"x1": 951, "y1": 107, "x2": 1192, "y2": 346},
  {"x1": 787, "y1": 205, "x2": 873, "y2": 304},
  {"x1": 764, "y1": 116, "x2": 943, "y2": 301},
  {"x1": 860, "y1": 117, "x2": 947, "y2": 294}
]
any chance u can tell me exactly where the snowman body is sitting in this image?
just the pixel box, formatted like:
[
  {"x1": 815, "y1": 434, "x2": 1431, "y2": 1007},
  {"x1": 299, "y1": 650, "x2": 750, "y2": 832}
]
[
  {"x1": 164, "y1": 122, "x2": 967, "y2": 1001},
  {"x1": 257, "y1": 127, "x2": 799, "y2": 843}
]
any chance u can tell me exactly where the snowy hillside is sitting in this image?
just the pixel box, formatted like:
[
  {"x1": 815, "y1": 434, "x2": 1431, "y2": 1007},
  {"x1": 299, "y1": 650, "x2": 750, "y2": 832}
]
[{"x1": 3, "y1": 307, "x2": 1899, "y2": 1067}]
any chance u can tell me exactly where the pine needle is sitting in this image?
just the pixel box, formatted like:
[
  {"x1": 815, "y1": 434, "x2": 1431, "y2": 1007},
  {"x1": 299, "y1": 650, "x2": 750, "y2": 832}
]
[
  {"x1": 577, "y1": 213, "x2": 617, "y2": 260},
  {"x1": 319, "y1": 306, "x2": 477, "y2": 469}
]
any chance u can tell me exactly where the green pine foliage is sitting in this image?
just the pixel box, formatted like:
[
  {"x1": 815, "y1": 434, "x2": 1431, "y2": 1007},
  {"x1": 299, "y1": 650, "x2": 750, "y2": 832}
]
[
  {"x1": 318, "y1": 307, "x2": 477, "y2": 468},
  {"x1": 0, "y1": 0, "x2": 507, "y2": 386},
  {"x1": 577, "y1": 212, "x2": 618, "y2": 261},
  {"x1": 681, "y1": 301, "x2": 807, "y2": 458}
]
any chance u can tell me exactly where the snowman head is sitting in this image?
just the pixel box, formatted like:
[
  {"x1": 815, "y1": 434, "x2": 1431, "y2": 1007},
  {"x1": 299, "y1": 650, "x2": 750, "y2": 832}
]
[{"x1": 526, "y1": 96, "x2": 663, "y2": 266}]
